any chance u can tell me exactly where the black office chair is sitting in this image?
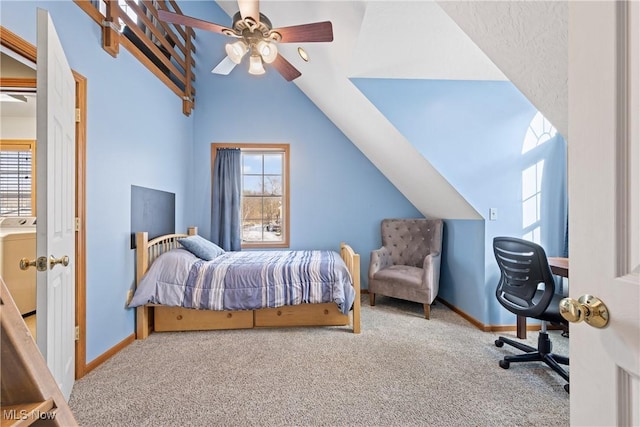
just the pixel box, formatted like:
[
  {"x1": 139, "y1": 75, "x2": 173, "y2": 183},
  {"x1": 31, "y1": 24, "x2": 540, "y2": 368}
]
[{"x1": 493, "y1": 237, "x2": 569, "y2": 392}]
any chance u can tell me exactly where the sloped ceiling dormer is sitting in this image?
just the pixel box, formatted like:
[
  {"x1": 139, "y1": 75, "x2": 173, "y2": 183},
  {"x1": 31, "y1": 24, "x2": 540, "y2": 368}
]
[
  {"x1": 213, "y1": 0, "x2": 568, "y2": 219},
  {"x1": 435, "y1": 1, "x2": 568, "y2": 138}
]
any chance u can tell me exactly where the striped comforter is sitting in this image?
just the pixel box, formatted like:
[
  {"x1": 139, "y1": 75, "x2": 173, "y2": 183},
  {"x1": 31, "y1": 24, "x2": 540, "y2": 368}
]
[{"x1": 130, "y1": 249, "x2": 355, "y2": 315}]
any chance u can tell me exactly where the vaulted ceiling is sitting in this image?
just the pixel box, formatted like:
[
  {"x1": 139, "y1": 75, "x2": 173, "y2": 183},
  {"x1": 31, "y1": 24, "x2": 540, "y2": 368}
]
[{"x1": 216, "y1": 1, "x2": 568, "y2": 220}]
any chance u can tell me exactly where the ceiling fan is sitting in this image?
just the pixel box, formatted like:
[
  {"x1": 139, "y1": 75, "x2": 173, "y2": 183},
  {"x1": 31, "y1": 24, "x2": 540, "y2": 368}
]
[{"x1": 158, "y1": 0, "x2": 333, "y2": 81}]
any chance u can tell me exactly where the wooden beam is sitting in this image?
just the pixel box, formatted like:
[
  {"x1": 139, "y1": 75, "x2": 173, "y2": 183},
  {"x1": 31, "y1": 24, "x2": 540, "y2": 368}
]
[
  {"x1": 0, "y1": 26, "x2": 36, "y2": 62},
  {"x1": 102, "y1": 0, "x2": 120, "y2": 57},
  {"x1": 0, "y1": 78, "x2": 37, "y2": 89}
]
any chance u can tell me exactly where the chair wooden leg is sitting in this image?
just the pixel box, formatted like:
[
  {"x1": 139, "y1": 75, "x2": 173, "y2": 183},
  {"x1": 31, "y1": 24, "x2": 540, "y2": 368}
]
[
  {"x1": 423, "y1": 303, "x2": 430, "y2": 319},
  {"x1": 369, "y1": 293, "x2": 375, "y2": 306}
]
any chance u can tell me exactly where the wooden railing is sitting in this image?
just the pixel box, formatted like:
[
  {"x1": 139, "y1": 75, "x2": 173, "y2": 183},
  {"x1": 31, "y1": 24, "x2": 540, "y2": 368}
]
[{"x1": 74, "y1": 0, "x2": 195, "y2": 115}]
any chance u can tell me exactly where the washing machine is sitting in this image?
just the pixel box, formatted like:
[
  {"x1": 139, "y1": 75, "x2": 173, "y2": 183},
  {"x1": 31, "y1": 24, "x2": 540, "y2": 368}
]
[{"x1": 0, "y1": 216, "x2": 37, "y2": 315}]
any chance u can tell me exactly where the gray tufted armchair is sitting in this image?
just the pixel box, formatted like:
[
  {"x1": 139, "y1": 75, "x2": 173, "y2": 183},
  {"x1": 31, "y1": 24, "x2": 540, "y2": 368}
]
[{"x1": 369, "y1": 218, "x2": 444, "y2": 319}]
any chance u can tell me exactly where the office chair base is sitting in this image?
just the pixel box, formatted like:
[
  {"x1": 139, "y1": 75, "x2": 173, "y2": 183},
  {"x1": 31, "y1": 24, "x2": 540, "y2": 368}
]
[{"x1": 495, "y1": 332, "x2": 570, "y2": 385}]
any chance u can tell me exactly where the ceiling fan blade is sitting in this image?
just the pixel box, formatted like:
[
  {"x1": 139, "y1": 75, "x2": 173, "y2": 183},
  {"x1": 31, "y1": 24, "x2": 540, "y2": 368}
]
[
  {"x1": 238, "y1": 0, "x2": 260, "y2": 22},
  {"x1": 158, "y1": 9, "x2": 230, "y2": 34},
  {"x1": 211, "y1": 56, "x2": 237, "y2": 75},
  {"x1": 273, "y1": 21, "x2": 333, "y2": 43},
  {"x1": 271, "y1": 54, "x2": 302, "y2": 82}
]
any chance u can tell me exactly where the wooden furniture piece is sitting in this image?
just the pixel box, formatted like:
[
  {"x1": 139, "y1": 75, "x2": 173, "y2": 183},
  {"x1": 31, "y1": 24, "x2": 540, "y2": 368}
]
[
  {"x1": 135, "y1": 228, "x2": 361, "y2": 339},
  {"x1": 516, "y1": 257, "x2": 569, "y2": 339},
  {"x1": 548, "y1": 257, "x2": 569, "y2": 278},
  {"x1": 0, "y1": 278, "x2": 77, "y2": 426}
]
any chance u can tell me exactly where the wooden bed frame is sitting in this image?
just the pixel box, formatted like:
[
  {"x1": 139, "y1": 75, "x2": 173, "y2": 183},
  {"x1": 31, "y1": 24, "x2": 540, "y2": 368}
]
[{"x1": 134, "y1": 227, "x2": 361, "y2": 339}]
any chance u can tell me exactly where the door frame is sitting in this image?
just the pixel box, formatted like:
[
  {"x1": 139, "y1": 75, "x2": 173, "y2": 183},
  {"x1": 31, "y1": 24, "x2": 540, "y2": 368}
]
[{"x1": 0, "y1": 25, "x2": 88, "y2": 380}]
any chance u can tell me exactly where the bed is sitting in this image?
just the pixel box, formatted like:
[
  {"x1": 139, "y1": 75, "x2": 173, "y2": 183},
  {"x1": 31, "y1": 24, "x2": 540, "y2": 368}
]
[{"x1": 131, "y1": 227, "x2": 361, "y2": 339}]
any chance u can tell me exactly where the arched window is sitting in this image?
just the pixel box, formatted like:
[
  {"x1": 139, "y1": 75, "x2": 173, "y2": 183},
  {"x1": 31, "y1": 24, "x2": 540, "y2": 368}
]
[
  {"x1": 522, "y1": 112, "x2": 558, "y2": 243},
  {"x1": 522, "y1": 111, "x2": 557, "y2": 154}
]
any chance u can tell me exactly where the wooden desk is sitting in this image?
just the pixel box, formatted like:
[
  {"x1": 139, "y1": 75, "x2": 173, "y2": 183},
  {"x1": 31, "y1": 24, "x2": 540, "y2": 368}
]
[
  {"x1": 516, "y1": 257, "x2": 569, "y2": 339},
  {"x1": 548, "y1": 257, "x2": 569, "y2": 278}
]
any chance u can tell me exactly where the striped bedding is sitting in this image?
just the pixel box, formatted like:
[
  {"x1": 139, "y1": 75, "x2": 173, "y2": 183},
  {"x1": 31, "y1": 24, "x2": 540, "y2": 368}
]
[{"x1": 129, "y1": 248, "x2": 356, "y2": 315}]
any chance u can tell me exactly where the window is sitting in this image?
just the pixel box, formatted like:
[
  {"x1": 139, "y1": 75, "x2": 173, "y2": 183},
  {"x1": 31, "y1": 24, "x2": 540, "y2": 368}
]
[
  {"x1": 521, "y1": 112, "x2": 557, "y2": 243},
  {"x1": 212, "y1": 143, "x2": 290, "y2": 248},
  {"x1": 522, "y1": 160, "x2": 544, "y2": 243},
  {"x1": 117, "y1": 0, "x2": 139, "y2": 28},
  {"x1": 0, "y1": 140, "x2": 36, "y2": 216},
  {"x1": 522, "y1": 111, "x2": 557, "y2": 154}
]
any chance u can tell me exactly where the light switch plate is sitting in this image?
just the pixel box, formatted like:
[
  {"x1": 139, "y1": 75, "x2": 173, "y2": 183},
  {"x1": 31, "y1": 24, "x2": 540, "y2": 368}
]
[{"x1": 489, "y1": 208, "x2": 498, "y2": 221}]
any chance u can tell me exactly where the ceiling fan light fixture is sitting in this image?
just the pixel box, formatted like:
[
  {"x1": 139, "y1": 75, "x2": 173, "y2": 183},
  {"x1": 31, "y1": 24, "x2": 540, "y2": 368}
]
[
  {"x1": 225, "y1": 40, "x2": 248, "y2": 64},
  {"x1": 248, "y1": 55, "x2": 266, "y2": 75},
  {"x1": 257, "y1": 40, "x2": 278, "y2": 64},
  {"x1": 157, "y1": 4, "x2": 334, "y2": 82}
]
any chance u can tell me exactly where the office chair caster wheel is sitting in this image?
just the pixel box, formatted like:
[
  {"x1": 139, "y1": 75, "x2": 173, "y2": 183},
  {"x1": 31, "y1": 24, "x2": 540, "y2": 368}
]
[
  {"x1": 564, "y1": 384, "x2": 569, "y2": 393},
  {"x1": 499, "y1": 360, "x2": 510, "y2": 369},
  {"x1": 495, "y1": 339, "x2": 504, "y2": 347}
]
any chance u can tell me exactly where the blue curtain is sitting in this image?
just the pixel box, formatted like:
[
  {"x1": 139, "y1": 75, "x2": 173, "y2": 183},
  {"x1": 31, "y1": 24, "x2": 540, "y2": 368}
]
[
  {"x1": 539, "y1": 134, "x2": 568, "y2": 257},
  {"x1": 211, "y1": 148, "x2": 241, "y2": 251}
]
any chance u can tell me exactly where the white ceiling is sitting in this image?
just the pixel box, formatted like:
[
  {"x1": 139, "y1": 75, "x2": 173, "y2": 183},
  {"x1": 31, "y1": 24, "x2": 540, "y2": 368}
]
[
  {"x1": 437, "y1": 0, "x2": 568, "y2": 139},
  {"x1": 0, "y1": 51, "x2": 37, "y2": 119},
  {"x1": 2, "y1": 1, "x2": 566, "y2": 221},
  {"x1": 217, "y1": 0, "x2": 508, "y2": 82},
  {"x1": 214, "y1": 1, "x2": 567, "y2": 220},
  {"x1": 216, "y1": 0, "x2": 492, "y2": 219},
  {"x1": 349, "y1": 1, "x2": 507, "y2": 81}
]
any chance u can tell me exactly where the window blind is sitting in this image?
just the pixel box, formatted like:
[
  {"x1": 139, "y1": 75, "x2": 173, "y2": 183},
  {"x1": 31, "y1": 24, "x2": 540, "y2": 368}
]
[{"x1": 0, "y1": 148, "x2": 32, "y2": 216}]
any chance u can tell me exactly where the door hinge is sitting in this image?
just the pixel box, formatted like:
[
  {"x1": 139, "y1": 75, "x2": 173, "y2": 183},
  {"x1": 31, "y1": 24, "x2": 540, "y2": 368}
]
[
  {"x1": 75, "y1": 108, "x2": 81, "y2": 123},
  {"x1": 75, "y1": 217, "x2": 80, "y2": 232},
  {"x1": 75, "y1": 325, "x2": 80, "y2": 341}
]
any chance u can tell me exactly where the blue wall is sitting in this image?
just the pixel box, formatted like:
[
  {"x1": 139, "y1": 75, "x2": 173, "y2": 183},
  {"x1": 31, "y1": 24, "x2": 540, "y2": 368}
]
[
  {"x1": 184, "y1": 2, "x2": 422, "y2": 286},
  {"x1": 1, "y1": 0, "x2": 422, "y2": 363},
  {"x1": 353, "y1": 78, "x2": 567, "y2": 325},
  {"x1": 2, "y1": 0, "x2": 568, "y2": 364},
  {"x1": 1, "y1": 0, "x2": 193, "y2": 361}
]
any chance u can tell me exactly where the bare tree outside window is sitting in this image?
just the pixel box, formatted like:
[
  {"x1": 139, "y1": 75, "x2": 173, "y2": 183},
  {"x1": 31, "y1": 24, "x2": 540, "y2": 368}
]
[
  {"x1": 242, "y1": 152, "x2": 284, "y2": 242},
  {"x1": 211, "y1": 143, "x2": 289, "y2": 248}
]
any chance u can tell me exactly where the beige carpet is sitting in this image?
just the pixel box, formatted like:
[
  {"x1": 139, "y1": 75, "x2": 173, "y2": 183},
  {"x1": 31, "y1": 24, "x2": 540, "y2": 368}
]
[{"x1": 69, "y1": 297, "x2": 569, "y2": 426}]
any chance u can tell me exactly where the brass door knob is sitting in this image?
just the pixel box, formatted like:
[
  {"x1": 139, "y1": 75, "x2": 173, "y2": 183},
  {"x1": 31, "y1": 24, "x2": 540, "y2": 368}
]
[
  {"x1": 20, "y1": 256, "x2": 48, "y2": 271},
  {"x1": 49, "y1": 255, "x2": 70, "y2": 269},
  {"x1": 559, "y1": 294, "x2": 609, "y2": 328},
  {"x1": 19, "y1": 258, "x2": 36, "y2": 270}
]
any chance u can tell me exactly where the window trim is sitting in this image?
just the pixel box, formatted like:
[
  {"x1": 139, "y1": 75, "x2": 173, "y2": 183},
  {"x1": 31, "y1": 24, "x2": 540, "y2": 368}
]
[
  {"x1": 211, "y1": 143, "x2": 290, "y2": 249},
  {"x1": 0, "y1": 139, "x2": 36, "y2": 217}
]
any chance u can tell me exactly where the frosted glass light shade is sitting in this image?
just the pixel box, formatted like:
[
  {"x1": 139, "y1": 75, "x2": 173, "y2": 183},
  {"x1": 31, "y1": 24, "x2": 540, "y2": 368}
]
[
  {"x1": 257, "y1": 40, "x2": 278, "y2": 64},
  {"x1": 248, "y1": 55, "x2": 266, "y2": 75},
  {"x1": 225, "y1": 40, "x2": 248, "y2": 64}
]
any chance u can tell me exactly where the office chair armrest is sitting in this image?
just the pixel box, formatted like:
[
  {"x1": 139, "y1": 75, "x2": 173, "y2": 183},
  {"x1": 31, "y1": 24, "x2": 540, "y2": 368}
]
[{"x1": 369, "y1": 247, "x2": 392, "y2": 278}]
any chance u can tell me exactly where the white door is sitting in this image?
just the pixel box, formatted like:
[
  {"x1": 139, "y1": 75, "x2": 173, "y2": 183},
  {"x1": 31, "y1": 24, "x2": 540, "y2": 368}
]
[
  {"x1": 568, "y1": 1, "x2": 640, "y2": 425},
  {"x1": 35, "y1": 8, "x2": 76, "y2": 400}
]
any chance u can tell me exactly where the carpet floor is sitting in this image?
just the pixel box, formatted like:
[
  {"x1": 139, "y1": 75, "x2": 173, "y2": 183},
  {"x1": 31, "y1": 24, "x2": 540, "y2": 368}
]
[{"x1": 69, "y1": 296, "x2": 569, "y2": 426}]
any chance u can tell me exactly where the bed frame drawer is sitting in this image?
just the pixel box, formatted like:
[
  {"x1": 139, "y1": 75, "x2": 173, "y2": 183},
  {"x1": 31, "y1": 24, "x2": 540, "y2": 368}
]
[
  {"x1": 254, "y1": 303, "x2": 349, "y2": 328},
  {"x1": 154, "y1": 307, "x2": 253, "y2": 332}
]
